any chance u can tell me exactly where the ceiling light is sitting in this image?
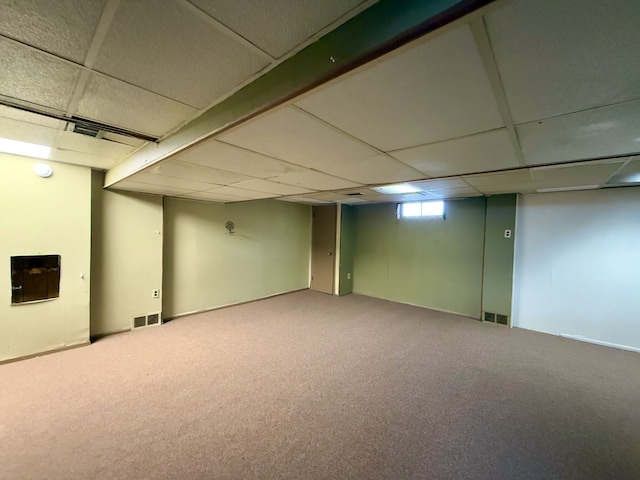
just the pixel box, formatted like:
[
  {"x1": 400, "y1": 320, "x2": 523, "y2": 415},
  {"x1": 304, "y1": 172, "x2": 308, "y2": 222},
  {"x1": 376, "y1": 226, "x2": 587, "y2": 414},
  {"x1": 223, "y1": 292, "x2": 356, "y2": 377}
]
[
  {"x1": 0, "y1": 138, "x2": 50, "y2": 159},
  {"x1": 372, "y1": 183, "x2": 422, "y2": 195},
  {"x1": 33, "y1": 163, "x2": 53, "y2": 178}
]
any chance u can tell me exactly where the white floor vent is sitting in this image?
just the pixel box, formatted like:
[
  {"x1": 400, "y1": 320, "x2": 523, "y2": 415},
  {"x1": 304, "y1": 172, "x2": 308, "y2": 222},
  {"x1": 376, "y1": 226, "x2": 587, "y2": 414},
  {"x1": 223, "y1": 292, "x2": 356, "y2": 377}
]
[
  {"x1": 483, "y1": 311, "x2": 509, "y2": 326},
  {"x1": 132, "y1": 312, "x2": 162, "y2": 330}
]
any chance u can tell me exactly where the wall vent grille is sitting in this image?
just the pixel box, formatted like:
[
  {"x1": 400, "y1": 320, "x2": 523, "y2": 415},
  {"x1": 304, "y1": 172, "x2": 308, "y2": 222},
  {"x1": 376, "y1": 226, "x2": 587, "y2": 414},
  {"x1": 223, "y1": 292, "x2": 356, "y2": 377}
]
[
  {"x1": 132, "y1": 312, "x2": 162, "y2": 329},
  {"x1": 483, "y1": 311, "x2": 508, "y2": 326}
]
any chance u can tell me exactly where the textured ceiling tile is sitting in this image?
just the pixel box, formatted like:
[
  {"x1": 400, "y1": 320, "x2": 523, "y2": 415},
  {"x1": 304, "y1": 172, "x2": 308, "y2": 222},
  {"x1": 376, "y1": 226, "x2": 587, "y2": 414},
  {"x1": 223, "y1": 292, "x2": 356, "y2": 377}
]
[
  {"x1": 517, "y1": 100, "x2": 640, "y2": 166},
  {"x1": 56, "y1": 131, "x2": 136, "y2": 159},
  {"x1": 0, "y1": 0, "x2": 106, "y2": 63},
  {"x1": 464, "y1": 170, "x2": 532, "y2": 187},
  {"x1": 230, "y1": 179, "x2": 314, "y2": 195},
  {"x1": 76, "y1": 73, "x2": 197, "y2": 137},
  {"x1": 391, "y1": 130, "x2": 520, "y2": 177},
  {"x1": 474, "y1": 184, "x2": 536, "y2": 195},
  {"x1": 269, "y1": 170, "x2": 362, "y2": 191},
  {"x1": 0, "y1": 39, "x2": 80, "y2": 111},
  {"x1": 175, "y1": 140, "x2": 304, "y2": 178},
  {"x1": 485, "y1": 0, "x2": 640, "y2": 124},
  {"x1": 407, "y1": 177, "x2": 468, "y2": 190},
  {"x1": 0, "y1": 105, "x2": 63, "y2": 128},
  {"x1": 218, "y1": 107, "x2": 378, "y2": 169},
  {"x1": 427, "y1": 186, "x2": 482, "y2": 199},
  {"x1": 189, "y1": 0, "x2": 366, "y2": 58},
  {"x1": 296, "y1": 25, "x2": 504, "y2": 151},
  {"x1": 147, "y1": 160, "x2": 253, "y2": 186},
  {"x1": 93, "y1": 0, "x2": 268, "y2": 108},
  {"x1": 532, "y1": 162, "x2": 624, "y2": 189},
  {"x1": 0, "y1": 116, "x2": 59, "y2": 146},
  {"x1": 318, "y1": 154, "x2": 425, "y2": 185}
]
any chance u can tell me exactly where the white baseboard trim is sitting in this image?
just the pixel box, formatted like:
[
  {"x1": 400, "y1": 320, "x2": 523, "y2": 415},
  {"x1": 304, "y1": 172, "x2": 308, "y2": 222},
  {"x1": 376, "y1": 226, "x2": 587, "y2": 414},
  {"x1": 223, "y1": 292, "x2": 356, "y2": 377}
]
[{"x1": 560, "y1": 334, "x2": 640, "y2": 354}]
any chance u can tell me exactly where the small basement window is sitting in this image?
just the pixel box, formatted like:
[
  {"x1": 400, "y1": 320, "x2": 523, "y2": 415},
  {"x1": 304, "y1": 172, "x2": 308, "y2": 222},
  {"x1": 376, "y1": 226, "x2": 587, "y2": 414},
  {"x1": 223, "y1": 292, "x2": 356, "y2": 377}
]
[
  {"x1": 398, "y1": 200, "x2": 445, "y2": 219},
  {"x1": 11, "y1": 255, "x2": 61, "y2": 304}
]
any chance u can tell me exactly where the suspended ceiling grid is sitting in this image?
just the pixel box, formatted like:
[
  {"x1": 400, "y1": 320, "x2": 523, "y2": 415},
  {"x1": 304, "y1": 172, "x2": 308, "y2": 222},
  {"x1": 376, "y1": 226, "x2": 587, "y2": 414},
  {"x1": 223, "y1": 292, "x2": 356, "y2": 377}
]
[{"x1": 112, "y1": 0, "x2": 640, "y2": 203}]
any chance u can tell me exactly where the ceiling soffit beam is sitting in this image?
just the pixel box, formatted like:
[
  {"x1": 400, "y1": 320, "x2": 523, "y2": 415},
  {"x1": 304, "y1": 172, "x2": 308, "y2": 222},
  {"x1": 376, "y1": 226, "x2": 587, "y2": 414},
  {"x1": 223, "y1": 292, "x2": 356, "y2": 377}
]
[{"x1": 104, "y1": 0, "x2": 497, "y2": 187}]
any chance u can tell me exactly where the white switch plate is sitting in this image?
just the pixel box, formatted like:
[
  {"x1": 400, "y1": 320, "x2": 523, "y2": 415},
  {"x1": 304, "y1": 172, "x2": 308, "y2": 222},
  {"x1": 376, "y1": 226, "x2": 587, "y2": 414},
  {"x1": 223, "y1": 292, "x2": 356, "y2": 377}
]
[
  {"x1": 347, "y1": 273, "x2": 351, "y2": 280},
  {"x1": 504, "y1": 230, "x2": 512, "y2": 238}
]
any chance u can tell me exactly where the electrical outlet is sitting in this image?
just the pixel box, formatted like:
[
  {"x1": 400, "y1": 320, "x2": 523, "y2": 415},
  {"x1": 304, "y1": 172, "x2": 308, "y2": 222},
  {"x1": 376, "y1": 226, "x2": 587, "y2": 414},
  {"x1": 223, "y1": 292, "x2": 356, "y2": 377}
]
[
  {"x1": 152, "y1": 289, "x2": 160, "y2": 299},
  {"x1": 347, "y1": 273, "x2": 351, "y2": 280},
  {"x1": 504, "y1": 229, "x2": 512, "y2": 239}
]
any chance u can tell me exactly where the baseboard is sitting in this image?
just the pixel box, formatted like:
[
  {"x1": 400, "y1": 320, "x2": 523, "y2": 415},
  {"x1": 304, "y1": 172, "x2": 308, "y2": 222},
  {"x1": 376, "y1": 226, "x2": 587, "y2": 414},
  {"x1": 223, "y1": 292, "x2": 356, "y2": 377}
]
[
  {"x1": 0, "y1": 341, "x2": 91, "y2": 365},
  {"x1": 164, "y1": 288, "x2": 309, "y2": 322},
  {"x1": 351, "y1": 292, "x2": 480, "y2": 320},
  {"x1": 560, "y1": 334, "x2": 640, "y2": 354}
]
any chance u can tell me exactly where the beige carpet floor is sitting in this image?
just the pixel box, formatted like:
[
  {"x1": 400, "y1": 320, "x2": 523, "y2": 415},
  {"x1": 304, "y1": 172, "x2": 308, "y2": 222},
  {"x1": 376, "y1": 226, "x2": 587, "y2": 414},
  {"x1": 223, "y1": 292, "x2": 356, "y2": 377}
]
[{"x1": 1, "y1": 290, "x2": 639, "y2": 479}]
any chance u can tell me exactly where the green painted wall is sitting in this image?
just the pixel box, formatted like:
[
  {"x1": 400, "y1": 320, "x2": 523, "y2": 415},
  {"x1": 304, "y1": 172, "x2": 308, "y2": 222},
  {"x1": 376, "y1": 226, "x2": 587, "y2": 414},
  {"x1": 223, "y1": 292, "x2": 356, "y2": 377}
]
[
  {"x1": 352, "y1": 198, "x2": 486, "y2": 317},
  {"x1": 338, "y1": 205, "x2": 357, "y2": 296},
  {"x1": 482, "y1": 194, "x2": 517, "y2": 317},
  {"x1": 163, "y1": 198, "x2": 311, "y2": 318}
]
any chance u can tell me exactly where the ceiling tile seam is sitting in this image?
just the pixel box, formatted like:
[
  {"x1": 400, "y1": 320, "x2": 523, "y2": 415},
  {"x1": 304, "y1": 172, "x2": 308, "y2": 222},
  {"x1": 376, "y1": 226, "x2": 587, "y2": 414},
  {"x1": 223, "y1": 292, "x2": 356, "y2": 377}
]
[
  {"x1": 84, "y1": 0, "x2": 122, "y2": 69},
  {"x1": 289, "y1": 104, "x2": 428, "y2": 178},
  {"x1": 261, "y1": 167, "x2": 365, "y2": 190},
  {"x1": 387, "y1": 126, "x2": 508, "y2": 155},
  {"x1": 469, "y1": 16, "x2": 524, "y2": 167},
  {"x1": 180, "y1": 0, "x2": 275, "y2": 62},
  {"x1": 514, "y1": 97, "x2": 640, "y2": 127},
  {"x1": 0, "y1": 35, "x2": 89, "y2": 71}
]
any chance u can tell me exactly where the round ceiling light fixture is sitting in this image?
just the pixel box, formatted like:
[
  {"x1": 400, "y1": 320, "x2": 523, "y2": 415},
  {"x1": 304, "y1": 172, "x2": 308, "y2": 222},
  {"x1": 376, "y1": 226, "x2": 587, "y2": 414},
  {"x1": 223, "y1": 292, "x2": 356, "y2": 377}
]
[{"x1": 33, "y1": 163, "x2": 53, "y2": 178}]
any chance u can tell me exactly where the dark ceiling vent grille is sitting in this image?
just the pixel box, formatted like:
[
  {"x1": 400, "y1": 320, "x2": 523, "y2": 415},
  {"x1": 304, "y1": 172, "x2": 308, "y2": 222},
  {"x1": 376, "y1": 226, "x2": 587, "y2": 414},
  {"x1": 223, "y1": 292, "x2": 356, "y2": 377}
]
[
  {"x1": 346, "y1": 192, "x2": 363, "y2": 196},
  {"x1": 72, "y1": 123, "x2": 100, "y2": 137}
]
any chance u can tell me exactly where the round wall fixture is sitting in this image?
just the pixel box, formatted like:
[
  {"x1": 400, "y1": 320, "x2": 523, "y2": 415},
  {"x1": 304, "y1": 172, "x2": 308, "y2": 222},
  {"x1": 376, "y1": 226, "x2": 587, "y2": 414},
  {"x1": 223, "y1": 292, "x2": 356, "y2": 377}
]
[
  {"x1": 225, "y1": 221, "x2": 235, "y2": 234},
  {"x1": 33, "y1": 163, "x2": 53, "y2": 178}
]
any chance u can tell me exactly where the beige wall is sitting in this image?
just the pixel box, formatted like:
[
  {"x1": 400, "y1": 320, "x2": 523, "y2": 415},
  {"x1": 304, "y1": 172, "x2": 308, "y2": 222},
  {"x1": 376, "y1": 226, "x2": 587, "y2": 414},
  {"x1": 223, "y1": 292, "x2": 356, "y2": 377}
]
[
  {"x1": 163, "y1": 198, "x2": 311, "y2": 318},
  {"x1": 91, "y1": 173, "x2": 163, "y2": 336},
  {"x1": 0, "y1": 153, "x2": 91, "y2": 362}
]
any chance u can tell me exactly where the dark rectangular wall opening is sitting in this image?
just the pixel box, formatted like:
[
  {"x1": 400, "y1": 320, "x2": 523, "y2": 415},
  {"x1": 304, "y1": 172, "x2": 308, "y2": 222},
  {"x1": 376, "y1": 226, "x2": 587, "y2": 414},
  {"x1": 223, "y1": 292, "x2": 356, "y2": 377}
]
[{"x1": 11, "y1": 255, "x2": 61, "y2": 304}]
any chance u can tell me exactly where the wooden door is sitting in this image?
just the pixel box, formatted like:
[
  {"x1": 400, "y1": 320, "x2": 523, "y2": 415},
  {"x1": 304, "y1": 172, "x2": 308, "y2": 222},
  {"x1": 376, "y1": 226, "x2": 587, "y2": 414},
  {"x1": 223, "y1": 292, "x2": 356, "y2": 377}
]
[{"x1": 311, "y1": 205, "x2": 336, "y2": 294}]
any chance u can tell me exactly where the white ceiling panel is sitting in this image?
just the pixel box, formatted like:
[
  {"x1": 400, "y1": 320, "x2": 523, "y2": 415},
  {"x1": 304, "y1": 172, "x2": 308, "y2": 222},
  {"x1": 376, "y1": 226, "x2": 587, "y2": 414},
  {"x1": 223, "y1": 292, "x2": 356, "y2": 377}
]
[
  {"x1": 0, "y1": 106, "x2": 63, "y2": 129},
  {"x1": 188, "y1": 0, "x2": 367, "y2": 58},
  {"x1": 485, "y1": 0, "x2": 640, "y2": 124},
  {"x1": 129, "y1": 172, "x2": 216, "y2": 191},
  {"x1": 427, "y1": 186, "x2": 482, "y2": 199},
  {"x1": 295, "y1": 25, "x2": 504, "y2": 151},
  {"x1": 175, "y1": 140, "x2": 304, "y2": 178},
  {"x1": 517, "y1": 100, "x2": 640, "y2": 166},
  {"x1": 268, "y1": 170, "x2": 362, "y2": 191},
  {"x1": 56, "y1": 131, "x2": 137, "y2": 159},
  {"x1": 532, "y1": 161, "x2": 625, "y2": 189},
  {"x1": 93, "y1": 0, "x2": 268, "y2": 109},
  {"x1": 0, "y1": 0, "x2": 106, "y2": 63},
  {"x1": 278, "y1": 196, "x2": 332, "y2": 205},
  {"x1": 408, "y1": 177, "x2": 469, "y2": 190},
  {"x1": 464, "y1": 169, "x2": 532, "y2": 187},
  {"x1": 0, "y1": 116, "x2": 59, "y2": 146},
  {"x1": 318, "y1": 153, "x2": 425, "y2": 184},
  {"x1": 50, "y1": 149, "x2": 116, "y2": 170},
  {"x1": 306, "y1": 192, "x2": 352, "y2": 202},
  {"x1": 219, "y1": 107, "x2": 378, "y2": 170},
  {"x1": 391, "y1": 129, "x2": 520, "y2": 177},
  {"x1": 0, "y1": 39, "x2": 80, "y2": 111},
  {"x1": 230, "y1": 179, "x2": 314, "y2": 196},
  {"x1": 111, "y1": 181, "x2": 193, "y2": 196},
  {"x1": 76, "y1": 73, "x2": 197, "y2": 137},
  {"x1": 147, "y1": 160, "x2": 252, "y2": 186},
  {"x1": 179, "y1": 190, "x2": 253, "y2": 202},
  {"x1": 204, "y1": 186, "x2": 277, "y2": 199},
  {"x1": 474, "y1": 184, "x2": 536, "y2": 195}
]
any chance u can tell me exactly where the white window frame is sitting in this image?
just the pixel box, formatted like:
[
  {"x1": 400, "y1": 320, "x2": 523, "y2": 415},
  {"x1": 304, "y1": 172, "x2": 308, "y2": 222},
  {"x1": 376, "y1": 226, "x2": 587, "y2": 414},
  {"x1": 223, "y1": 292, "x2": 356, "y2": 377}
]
[{"x1": 397, "y1": 200, "x2": 445, "y2": 219}]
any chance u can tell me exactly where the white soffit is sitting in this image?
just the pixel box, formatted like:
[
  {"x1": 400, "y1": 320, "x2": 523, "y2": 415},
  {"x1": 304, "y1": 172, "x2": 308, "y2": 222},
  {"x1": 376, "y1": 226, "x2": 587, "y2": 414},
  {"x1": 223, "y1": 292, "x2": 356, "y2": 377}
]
[
  {"x1": 128, "y1": 172, "x2": 218, "y2": 191},
  {"x1": 230, "y1": 179, "x2": 315, "y2": 196},
  {"x1": 532, "y1": 161, "x2": 625, "y2": 189},
  {"x1": 317, "y1": 153, "x2": 426, "y2": 184},
  {"x1": 93, "y1": 0, "x2": 268, "y2": 109},
  {"x1": 178, "y1": 190, "x2": 253, "y2": 202},
  {"x1": 390, "y1": 129, "x2": 520, "y2": 177},
  {"x1": 174, "y1": 139, "x2": 304, "y2": 178},
  {"x1": 268, "y1": 170, "x2": 362, "y2": 191},
  {"x1": 278, "y1": 196, "x2": 332, "y2": 205},
  {"x1": 76, "y1": 73, "x2": 197, "y2": 137},
  {"x1": 147, "y1": 160, "x2": 253, "y2": 186},
  {"x1": 204, "y1": 185, "x2": 277, "y2": 199},
  {"x1": 50, "y1": 149, "x2": 117, "y2": 170},
  {"x1": 485, "y1": 0, "x2": 640, "y2": 124},
  {"x1": 0, "y1": 39, "x2": 81, "y2": 111},
  {"x1": 295, "y1": 24, "x2": 504, "y2": 151},
  {"x1": 218, "y1": 106, "x2": 378, "y2": 170},
  {"x1": 188, "y1": 0, "x2": 368, "y2": 58},
  {"x1": 56, "y1": 131, "x2": 137, "y2": 159},
  {"x1": 112, "y1": 181, "x2": 193, "y2": 196},
  {"x1": 0, "y1": 0, "x2": 106, "y2": 63},
  {"x1": 517, "y1": 100, "x2": 640, "y2": 166}
]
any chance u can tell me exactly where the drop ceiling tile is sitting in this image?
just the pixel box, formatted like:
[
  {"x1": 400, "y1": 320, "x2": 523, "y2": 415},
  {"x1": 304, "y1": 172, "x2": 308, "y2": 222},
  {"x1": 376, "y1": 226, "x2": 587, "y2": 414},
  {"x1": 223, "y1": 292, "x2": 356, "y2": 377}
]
[
  {"x1": 50, "y1": 149, "x2": 116, "y2": 170},
  {"x1": 0, "y1": 39, "x2": 80, "y2": 111},
  {"x1": 205, "y1": 186, "x2": 277, "y2": 199},
  {"x1": 391, "y1": 129, "x2": 520, "y2": 177},
  {"x1": 219, "y1": 107, "x2": 378, "y2": 170},
  {"x1": 318, "y1": 154, "x2": 426, "y2": 184},
  {"x1": 269, "y1": 170, "x2": 362, "y2": 191},
  {"x1": 517, "y1": 100, "x2": 640, "y2": 166},
  {"x1": 464, "y1": 169, "x2": 532, "y2": 187},
  {"x1": 278, "y1": 196, "x2": 332, "y2": 205},
  {"x1": 295, "y1": 24, "x2": 504, "y2": 151},
  {"x1": 306, "y1": 192, "x2": 351, "y2": 202},
  {"x1": 175, "y1": 140, "x2": 303, "y2": 178},
  {"x1": 485, "y1": 0, "x2": 640, "y2": 124},
  {"x1": 338, "y1": 197, "x2": 368, "y2": 204},
  {"x1": 473, "y1": 183, "x2": 535, "y2": 195},
  {"x1": 0, "y1": 116, "x2": 59, "y2": 146},
  {"x1": 179, "y1": 191, "x2": 251, "y2": 202},
  {"x1": 111, "y1": 181, "x2": 192, "y2": 196},
  {"x1": 532, "y1": 161, "x2": 624, "y2": 189},
  {"x1": 230, "y1": 179, "x2": 314, "y2": 195},
  {"x1": 129, "y1": 172, "x2": 215, "y2": 191},
  {"x1": 76, "y1": 73, "x2": 197, "y2": 137},
  {"x1": 373, "y1": 193, "x2": 440, "y2": 203},
  {"x1": 56, "y1": 131, "x2": 137, "y2": 159},
  {"x1": 407, "y1": 177, "x2": 469, "y2": 190},
  {"x1": 93, "y1": 0, "x2": 268, "y2": 108},
  {"x1": 190, "y1": 0, "x2": 366, "y2": 58},
  {"x1": 0, "y1": 106, "x2": 63, "y2": 129},
  {"x1": 425, "y1": 186, "x2": 483, "y2": 199},
  {"x1": 147, "y1": 160, "x2": 252, "y2": 186},
  {"x1": 0, "y1": 0, "x2": 106, "y2": 63}
]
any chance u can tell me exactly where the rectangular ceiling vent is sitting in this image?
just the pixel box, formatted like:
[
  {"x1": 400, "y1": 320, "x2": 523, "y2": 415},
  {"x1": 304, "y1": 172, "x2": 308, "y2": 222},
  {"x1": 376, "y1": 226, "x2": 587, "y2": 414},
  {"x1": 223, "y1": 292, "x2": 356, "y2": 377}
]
[
  {"x1": 72, "y1": 123, "x2": 101, "y2": 138},
  {"x1": 483, "y1": 311, "x2": 508, "y2": 326},
  {"x1": 346, "y1": 192, "x2": 363, "y2": 196},
  {"x1": 132, "y1": 312, "x2": 162, "y2": 330}
]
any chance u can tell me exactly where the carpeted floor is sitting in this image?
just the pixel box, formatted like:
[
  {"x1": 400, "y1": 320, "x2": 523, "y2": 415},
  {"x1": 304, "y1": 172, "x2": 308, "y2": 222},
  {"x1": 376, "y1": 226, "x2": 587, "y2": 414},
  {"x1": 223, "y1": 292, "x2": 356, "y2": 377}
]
[{"x1": 1, "y1": 290, "x2": 639, "y2": 479}]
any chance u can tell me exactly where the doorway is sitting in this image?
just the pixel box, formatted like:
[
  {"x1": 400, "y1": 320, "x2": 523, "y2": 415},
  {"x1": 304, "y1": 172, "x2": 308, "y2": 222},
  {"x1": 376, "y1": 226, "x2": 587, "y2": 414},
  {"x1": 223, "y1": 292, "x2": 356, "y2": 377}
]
[{"x1": 311, "y1": 205, "x2": 336, "y2": 294}]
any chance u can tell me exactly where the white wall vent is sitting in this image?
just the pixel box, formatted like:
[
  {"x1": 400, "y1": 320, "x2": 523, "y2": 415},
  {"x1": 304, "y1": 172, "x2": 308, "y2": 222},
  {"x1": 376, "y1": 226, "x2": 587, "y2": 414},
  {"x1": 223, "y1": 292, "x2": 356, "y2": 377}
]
[{"x1": 131, "y1": 312, "x2": 162, "y2": 330}]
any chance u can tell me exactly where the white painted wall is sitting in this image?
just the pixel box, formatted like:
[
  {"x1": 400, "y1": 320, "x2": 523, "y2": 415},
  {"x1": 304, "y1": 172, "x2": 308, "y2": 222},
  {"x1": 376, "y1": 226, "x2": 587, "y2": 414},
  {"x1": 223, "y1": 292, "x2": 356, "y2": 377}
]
[{"x1": 513, "y1": 187, "x2": 640, "y2": 350}]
